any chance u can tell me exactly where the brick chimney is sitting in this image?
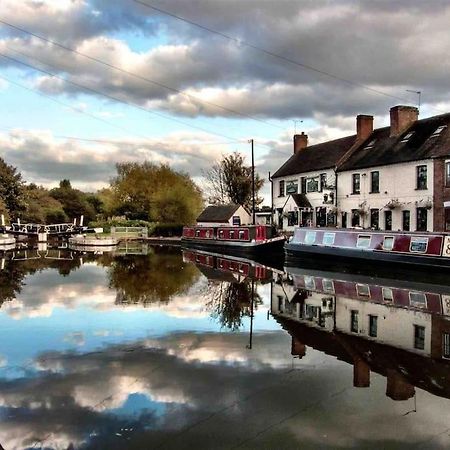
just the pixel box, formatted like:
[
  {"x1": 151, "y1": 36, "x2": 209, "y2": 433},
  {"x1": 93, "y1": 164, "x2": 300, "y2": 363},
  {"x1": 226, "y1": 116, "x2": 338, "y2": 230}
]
[
  {"x1": 294, "y1": 132, "x2": 308, "y2": 154},
  {"x1": 291, "y1": 337, "x2": 306, "y2": 358},
  {"x1": 353, "y1": 357, "x2": 370, "y2": 388},
  {"x1": 356, "y1": 114, "x2": 374, "y2": 141},
  {"x1": 390, "y1": 105, "x2": 419, "y2": 137},
  {"x1": 386, "y1": 369, "x2": 415, "y2": 401}
]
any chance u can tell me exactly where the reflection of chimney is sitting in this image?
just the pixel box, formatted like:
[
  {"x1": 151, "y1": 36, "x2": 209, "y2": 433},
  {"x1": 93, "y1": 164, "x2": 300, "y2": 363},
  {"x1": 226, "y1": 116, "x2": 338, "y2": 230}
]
[
  {"x1": 390, "y1": 105, "x2": 419, "y2": 137},
  {"x1": 386, "y1": 369, "x2": 415, "y2": 401},
  {"x1": 353, "y1": 358, "x2": 370, "y2": 388},
  {"x1": 291, "y1": 337, "x2": 306, "y2": 358},
  {"x1": 356, "y1": 115, "x2": 374, "y2": 141},
  {"x1": 294, "y1": 132, "x2": 308, "y2": 154}
]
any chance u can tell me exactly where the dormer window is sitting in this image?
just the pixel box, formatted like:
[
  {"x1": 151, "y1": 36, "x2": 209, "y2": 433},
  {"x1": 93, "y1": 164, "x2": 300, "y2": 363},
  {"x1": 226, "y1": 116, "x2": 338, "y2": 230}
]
[
  {"x1": 400, "y1": 131, "x2": 414, "y2": 143},
  {"x1": 364, "y1": 139, "x2": 376, "y2": 149},
  {"x1": 431, "y1": 125, "x2": 447, "y2": 137}
]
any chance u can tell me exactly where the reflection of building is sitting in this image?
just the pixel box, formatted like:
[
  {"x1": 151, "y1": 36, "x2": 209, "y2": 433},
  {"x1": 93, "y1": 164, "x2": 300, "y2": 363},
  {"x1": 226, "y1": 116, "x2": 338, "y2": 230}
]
[{"x1": 271, "y1": 270, "x2": 450, "y2": 400}]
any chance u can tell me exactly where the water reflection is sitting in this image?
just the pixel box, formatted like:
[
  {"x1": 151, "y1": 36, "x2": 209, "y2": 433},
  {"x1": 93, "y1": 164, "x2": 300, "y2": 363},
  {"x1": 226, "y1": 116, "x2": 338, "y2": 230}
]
[{"x1": 0, "y1": 245, "x2": 449, "y2": 449}]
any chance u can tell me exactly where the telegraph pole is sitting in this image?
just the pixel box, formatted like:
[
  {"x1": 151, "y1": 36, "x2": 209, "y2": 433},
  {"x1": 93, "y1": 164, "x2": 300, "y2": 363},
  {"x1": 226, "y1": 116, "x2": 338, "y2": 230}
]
[{"x1": 249, "y1": 139, "x2": 256, "y2": 225}]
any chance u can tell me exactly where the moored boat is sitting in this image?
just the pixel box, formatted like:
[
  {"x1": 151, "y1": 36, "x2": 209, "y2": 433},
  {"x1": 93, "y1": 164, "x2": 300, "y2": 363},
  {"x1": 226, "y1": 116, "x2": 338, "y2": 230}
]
[
  {"x1": 285, "y1": 227, "x2": 450, "y2": 270},
  {"x1": 181, "y1": 224, "x2": 285, "y2": 257}
]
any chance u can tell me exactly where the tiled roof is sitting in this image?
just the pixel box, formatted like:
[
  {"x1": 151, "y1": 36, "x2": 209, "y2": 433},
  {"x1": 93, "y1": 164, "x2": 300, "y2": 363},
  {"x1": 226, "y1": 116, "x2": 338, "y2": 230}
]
[
  {"x1": 338, "y1": 113, "x2": 450, "y2": 172},
  {"x1": 197, "y1": 204, "x2": 240, "y2": 222},
  {"x1": 272, "y1": 134, "x2": 357, "y2": 178}
]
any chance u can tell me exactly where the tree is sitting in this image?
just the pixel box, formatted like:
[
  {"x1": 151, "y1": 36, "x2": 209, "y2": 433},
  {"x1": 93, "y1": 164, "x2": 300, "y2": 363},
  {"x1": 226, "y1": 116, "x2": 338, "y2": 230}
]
[
  {"x1": 204, "y1": 152, "x2": 264, "y2": 210},
  {"x1": 22, "y1": 184, "x2": 67, "y2": 224},
  {"x1": 111, "y1": 162, "x2": 203, "y2": 224},
  {"x1": 0, "y1": 157, "x2": 25, "y2": 218}
]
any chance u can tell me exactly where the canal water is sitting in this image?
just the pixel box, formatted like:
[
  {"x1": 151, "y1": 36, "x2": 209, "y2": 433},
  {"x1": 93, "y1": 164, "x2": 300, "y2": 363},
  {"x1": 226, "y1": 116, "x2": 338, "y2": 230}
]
[{"x1": 0, "y1": 244, "x2": 449, "y2": 449}]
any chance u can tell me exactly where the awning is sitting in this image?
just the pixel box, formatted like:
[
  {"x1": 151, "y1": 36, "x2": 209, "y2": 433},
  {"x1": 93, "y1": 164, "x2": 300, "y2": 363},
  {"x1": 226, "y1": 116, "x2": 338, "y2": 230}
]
[{"x1": 291, "y1": 193, "x2": 312, "y2": 208}]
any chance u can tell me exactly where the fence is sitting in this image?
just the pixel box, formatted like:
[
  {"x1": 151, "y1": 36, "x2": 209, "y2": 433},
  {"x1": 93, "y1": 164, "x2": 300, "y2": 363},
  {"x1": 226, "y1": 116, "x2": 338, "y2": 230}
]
[{"x1": 110, "y1": 226, "x2": 148, "y2": 239}]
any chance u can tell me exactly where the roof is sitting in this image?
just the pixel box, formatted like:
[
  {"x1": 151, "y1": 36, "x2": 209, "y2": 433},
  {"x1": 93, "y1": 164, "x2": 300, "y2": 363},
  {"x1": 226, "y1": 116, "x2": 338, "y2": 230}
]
[
  {"x1": 272, "y1": 134, "x2": 357, "y2": 178},
  {"x1": 338, "y1": 113, "x2": 450, "y2": 171},
  {"x1": 197, "y1": 204, "x2": 240, "y2": 222},
  {"x1": 291, "y1": 193, "x2": 311, "y2": 208}
]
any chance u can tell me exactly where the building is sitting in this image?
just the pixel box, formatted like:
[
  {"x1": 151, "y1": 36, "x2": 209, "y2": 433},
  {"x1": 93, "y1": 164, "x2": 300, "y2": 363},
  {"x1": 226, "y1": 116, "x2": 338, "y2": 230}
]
[
  {"x1": 272, "y1": 106, "x2": 450, "y2": 232},
  {"x1": 196, "y1": 204, "x2": 251, "y2": 227}
]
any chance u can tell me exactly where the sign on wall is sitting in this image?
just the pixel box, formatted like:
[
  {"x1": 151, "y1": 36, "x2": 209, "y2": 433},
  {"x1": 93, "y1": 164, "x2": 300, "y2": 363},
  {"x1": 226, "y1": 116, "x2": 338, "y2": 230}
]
[{"x1": 443, "y1": 236, "x2": 450, "y2": 257}]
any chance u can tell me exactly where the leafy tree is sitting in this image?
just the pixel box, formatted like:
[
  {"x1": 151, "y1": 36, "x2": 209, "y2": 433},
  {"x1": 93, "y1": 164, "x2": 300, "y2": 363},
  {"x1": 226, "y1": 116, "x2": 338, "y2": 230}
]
[
  {"x1": 205, "y1": 152, "x2": 264, "y2": 210},
  {"x1": 111, "y1": 162, "x2": 203, "y2": 224},
  {"x1": 22, "y1": 184, "x2": 67, "y2": 224},
  {"x1": 0, "y1": 157, "x2": 25, "y2": 218}
]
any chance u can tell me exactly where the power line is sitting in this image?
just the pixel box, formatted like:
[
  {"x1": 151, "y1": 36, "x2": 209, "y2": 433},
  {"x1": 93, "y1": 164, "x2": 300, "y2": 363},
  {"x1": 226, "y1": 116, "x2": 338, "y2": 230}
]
[
  {"x1": 0, "y1": 18, "x2": 286, "y2": 131},
  {"x1": 133, "y1": 0, "x2": 447, "y2": 113},
  {"x1": 0, "y1": 49, "x2": 246, "y2": 143}
]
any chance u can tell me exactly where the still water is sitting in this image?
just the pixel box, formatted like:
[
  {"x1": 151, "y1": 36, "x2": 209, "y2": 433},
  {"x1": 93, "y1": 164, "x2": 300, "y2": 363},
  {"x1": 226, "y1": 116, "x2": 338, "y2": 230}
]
[{"x1": 0, "y1": 243, "x2": 449, "y2": 449}]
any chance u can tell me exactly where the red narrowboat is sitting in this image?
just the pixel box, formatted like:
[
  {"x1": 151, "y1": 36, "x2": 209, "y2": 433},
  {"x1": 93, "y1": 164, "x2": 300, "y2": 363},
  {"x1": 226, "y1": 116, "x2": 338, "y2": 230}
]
[
  {"x1": 285, "y1": 227, "x2": 450, "y2": 270},
  {"x1": 182, "y1": 224, "x2": 285, "y2": 257}
]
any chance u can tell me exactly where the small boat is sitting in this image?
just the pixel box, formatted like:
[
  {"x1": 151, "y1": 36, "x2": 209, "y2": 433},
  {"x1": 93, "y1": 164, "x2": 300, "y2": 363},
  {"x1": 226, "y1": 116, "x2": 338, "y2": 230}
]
[
  {"x1": 181, "y1": 224, "x2": 285, "y2": 258},
  {"x1": 285, "y1": 227, "x2": 450, "y2": 270}
]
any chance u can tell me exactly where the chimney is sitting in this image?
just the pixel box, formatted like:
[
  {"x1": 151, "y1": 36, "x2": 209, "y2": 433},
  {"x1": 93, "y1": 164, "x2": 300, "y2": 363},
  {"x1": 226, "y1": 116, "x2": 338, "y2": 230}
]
[
  {"x1": 356, "y1": 114, "x2": 374, "y2": 141},
  {"x1": 386, "y1": 369, "x2": 415, "y2": 401},
  {"x1": 390, "y1": 105, "x2": 419, "y2": 137},
  {"x1": 294, "y1": 132, "x2": 308, "y2": 154},
  {"x1": 291, "y1": 337, "x2": 306, "y2": 358},
  {"x1": 353, "y1": 357, "x2": 370, "y2": 388}
]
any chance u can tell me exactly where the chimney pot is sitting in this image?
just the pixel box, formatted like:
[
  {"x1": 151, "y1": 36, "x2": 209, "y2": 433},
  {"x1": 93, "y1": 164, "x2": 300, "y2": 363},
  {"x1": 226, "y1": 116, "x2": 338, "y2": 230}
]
[
  {"x1": 294, "y1": 132, "x2": 308, "y2": 154},
  {"x1": 390, "y1": 105, "x2": 419, "y2": 137},
  {"x1": 356, "y1": 115, "x2": 374, "y2": 142}
]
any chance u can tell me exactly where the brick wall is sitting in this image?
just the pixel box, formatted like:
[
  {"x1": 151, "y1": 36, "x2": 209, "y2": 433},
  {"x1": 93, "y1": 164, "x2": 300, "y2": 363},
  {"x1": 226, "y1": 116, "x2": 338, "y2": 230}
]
[{"x1": 433, "y1": 159, "x2": 450, "y2": 231}]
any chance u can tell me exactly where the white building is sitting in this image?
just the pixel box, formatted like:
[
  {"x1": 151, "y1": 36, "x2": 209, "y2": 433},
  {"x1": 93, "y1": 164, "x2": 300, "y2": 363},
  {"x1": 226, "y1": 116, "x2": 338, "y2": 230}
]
[{"x1": 196, "y1": 204, "x2": 251, "y2": 227}]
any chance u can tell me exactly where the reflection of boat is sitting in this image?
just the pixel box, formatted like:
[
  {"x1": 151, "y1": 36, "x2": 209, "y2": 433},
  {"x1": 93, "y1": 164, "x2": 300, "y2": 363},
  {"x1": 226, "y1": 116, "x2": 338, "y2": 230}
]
[
  {"x1": 182, "y1": 249, "x2": 280, "y2": 283},
  {"x1": 182, "y1": 225, "x2": 285, "y2": 258},
  {"x1": 286, "y1": 227, "x2": 450, "y2": 270},
  {"x1": 68, "y1": 236, "x2": 118, "y2": 248},
  {"x1": 271, "y1": 267, "x2": 450, "y2": 400},
  {"x1": 0, "y1": 235, "x2": 15, "y2": 251}
]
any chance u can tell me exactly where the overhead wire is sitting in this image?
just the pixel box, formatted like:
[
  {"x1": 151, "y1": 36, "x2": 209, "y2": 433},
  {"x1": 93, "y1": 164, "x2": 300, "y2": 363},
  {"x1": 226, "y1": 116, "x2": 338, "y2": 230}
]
[{"x1": 0, "y1": 18, "x2": 286, "y2": 131}]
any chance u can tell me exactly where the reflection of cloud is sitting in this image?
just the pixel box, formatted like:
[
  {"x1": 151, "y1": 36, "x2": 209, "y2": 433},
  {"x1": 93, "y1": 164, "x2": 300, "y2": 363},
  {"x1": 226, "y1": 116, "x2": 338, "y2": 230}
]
[
  {"x1": 0, "y1": 355, "x2": 6, "y2": 367},
  {"x1": 63, "y1": 331, "x2": 85, "y2": 347}
]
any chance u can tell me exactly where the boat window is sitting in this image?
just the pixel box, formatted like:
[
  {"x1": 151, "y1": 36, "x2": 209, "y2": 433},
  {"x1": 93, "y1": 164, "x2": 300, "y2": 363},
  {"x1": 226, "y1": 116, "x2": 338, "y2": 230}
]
[
  {"x1": 322, "y1": 279, "x2": 335, "y2": 293},
  {"x1": 195, "y1": 230, "x2": 200, "y2": 237},
  {"x1": 238, "y1": 264, "x2": 245, "y2": 273},
  {"x1": 218, "y1": 230, "x2": 224, "y2": 239},
  {"x1": 410, "y1": 236, "x2": 428, "y2": 253},
  {"x1": 443, "y1": 333, "x2": 450, "y2": 359},
  {"x1": 205, "y1": 230, "x2": 211, "y2": 238},
  {"x1": 239, "y1": 230, "x2": 245, "y2": 240},
  {"x1": 409, "y1": 291, "x2": 427, "y2": 308},
  {"x1": 229, "y1": 230, "x2": 235, "y2": 239},
  {"x1": 304, "y1": 276, "x2": 316, "y2": 290},
  {"x1": 357, "y1": 235, "x2": 372, "y2": 249},
  {"x1": 356, "y1": 284, "x2": 370, "y2": 297},
  {"x1": 383, "y1": 236, "x2": 395, "y2": 251},
  {"x1": 322, "y1": 232, "x2": 335, "y2": 246},
  {"x1": 382, "y1": 287, "x2": 393, "y2": 302},
  {"x1": 304, "y1": 231, "x2": 317, "y2": 245}
]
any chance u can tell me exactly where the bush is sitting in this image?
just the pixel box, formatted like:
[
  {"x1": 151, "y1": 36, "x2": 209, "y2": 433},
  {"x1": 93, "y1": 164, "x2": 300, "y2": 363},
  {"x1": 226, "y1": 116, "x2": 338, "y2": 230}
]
[
  {"x1": 89, "y1": 219, "x2": 154, "y2": 233},
  {"x1": 150, "y1": 223, "x2": 184, "y2": 237}
]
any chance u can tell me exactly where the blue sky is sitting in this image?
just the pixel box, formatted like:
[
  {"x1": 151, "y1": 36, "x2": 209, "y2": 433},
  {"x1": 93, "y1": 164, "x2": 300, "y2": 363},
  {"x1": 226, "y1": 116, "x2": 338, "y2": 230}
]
[{"x1": 0, "y1": 0, "x2": 449, "y2": 198}]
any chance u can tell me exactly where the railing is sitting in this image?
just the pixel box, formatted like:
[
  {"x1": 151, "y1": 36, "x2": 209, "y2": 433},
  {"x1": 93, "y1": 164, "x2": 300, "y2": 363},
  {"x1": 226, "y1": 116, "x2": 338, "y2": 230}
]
[{"x1": 111, "y1": 226, "x2": 148, "y2": 239}]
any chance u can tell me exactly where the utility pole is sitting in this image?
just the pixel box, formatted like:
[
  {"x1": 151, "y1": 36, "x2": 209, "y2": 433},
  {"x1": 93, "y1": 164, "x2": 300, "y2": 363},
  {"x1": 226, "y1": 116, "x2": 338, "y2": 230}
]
[
  {"x1": 249, "y1": 139, "x2": 256, "y2": 225},
  {"x1": 406, "y1": 89, "x2": 421, "y2": 112}
]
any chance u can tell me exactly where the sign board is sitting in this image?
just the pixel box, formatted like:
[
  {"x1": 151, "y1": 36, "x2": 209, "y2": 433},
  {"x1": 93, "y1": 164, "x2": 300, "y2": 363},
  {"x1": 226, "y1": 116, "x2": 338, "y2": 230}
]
[
  {"x1": 442, "y1": 295, "x2": 450, "y2": 316},
  {"x1": 443, "y1": 236, "x2": 450, "y2": 257}
]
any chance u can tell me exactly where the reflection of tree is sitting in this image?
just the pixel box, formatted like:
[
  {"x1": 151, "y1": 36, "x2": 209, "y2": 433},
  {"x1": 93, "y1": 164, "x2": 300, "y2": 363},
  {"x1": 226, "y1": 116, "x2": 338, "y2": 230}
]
[
  {"x1": 205, "y1": 281, "x2": 262, "y2": 331},
  {"x1": 109, "y1": 249, "x2": 200, "y2": 305}
]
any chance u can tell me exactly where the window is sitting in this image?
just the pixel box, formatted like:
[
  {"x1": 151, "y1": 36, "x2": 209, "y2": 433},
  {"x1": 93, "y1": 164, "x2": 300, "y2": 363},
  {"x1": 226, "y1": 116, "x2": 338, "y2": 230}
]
[
  {"x1": 369, "y1": 315, "x2": 378, "y2": 337},
  {"x1": 351, "y1": 209, "x2": 360, "y2": 227},
  {"x1": 229, "y1": 230, "x2": 235, "y2": 239},
  {"x1": 382, "y1": 287, "x2": 393, "y2": 302},
  {"x1": 410, "y1": 236, "x2": 428, "y2": 253},
  {"x1": 416, "y1": 165, "x2": 427, "y2": 190},
  {"x1": 232, "y1": 216, "x2": 241, "y2": 226},
  {"x1": 195, "y1": 230, "x2": 200, "y2": 237},
  {"x1": 323, "y1": 232, "x2": 335, "y2": 246},
  {"x1": 287, "y1": 211, "x2": 298, "y2": 226},
  {"x1": 357, "y1": 235, "x2": 371, "y2": 249},
  {"x1": 446, "y1": 162, "x2": 450, "y2": 187},
  {"x1": 279, "y1": 180, "x2": 285, "y2": 197},
  {"x1": 416, "y1": 207, "x2": 428, "y2": 231},
  {"x1": 218, "y1": 230, "x2": 224, "y2": 239},
  {"x1": 409, "y1": 292, "x2": 427, "y2": 308},
  {"x1": 383, "y1": 236, "x2": 395, "y2": 251},
  {"x1": 352, "y1": 174, "x2": 361, "y2": 194},
  {"x1": 443, "y1": 333, "x2": 450, "y2": 359},
  {"x1": 304, "y1": 276, "x2": 316, "y2": 290},
  {"x1": 370, "y1": 171, "x2": 380, "y2": 193},
  {"x1": 286, "y1": 180, "x2": 298, "y2": 194},
  {"x1": 320, "y1": 173, "x2": 327, "y2": 192},
  {"x1": 322, "y1": 279, "x2": 335, "y2": 293},
  {"x1": 400, "y1": 131, "x2": 414, "y2": 143},
  {"x1": 431, "y1": 125, "x2": 447, "y2": 137},
  {"x1": 414, "y1": 325, "x2": 425, "y2": 350},
  {"x1": 238, "y1": 230, "x2": 246, "y2": 240},
  {"x1": 370, "y1": 209, "x2": 379, "y2": 229},
  {"x1": 364, "y1": 138, "x2": 376, "y2": 149},
  {"x1": 306, "y1": 178, "x2": 319, "y2": 192},
  {"x1": 301, "y1": 177, "x2": 307, "y2": 194},
  {"x1": 342, "y1": 211, "x2": 347, "y2": 228},
  {"x1": 351, "y1": 310, "x2": 359, "y2": 333},
  {"x1": 402, "y1": 210, "x2": 410, "y2": 231},
  {"x1": 385, "y1": 210, "x2": 392, "y2": 231},
  {"x1": 357, "y1": 284, "x2": 370, "y2": 297},
  {"x1": 304, "y1": 231, "x2": 317, "y2": 245}
]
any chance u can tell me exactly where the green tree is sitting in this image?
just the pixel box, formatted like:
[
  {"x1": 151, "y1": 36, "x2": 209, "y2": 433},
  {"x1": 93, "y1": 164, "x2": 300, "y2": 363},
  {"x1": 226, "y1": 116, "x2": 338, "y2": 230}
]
[
  {"x1": 111, "y1": 162, "x2": 203, "y2": 224},
  {"x1": 0, "y1": 157, "x2": 25, "y2": 218},
  {"x1": 22, "y1": 184, "x2": 67, "y2": 224},
  {"x1": 205, "y1": 152, "x2": 264, "y2": 210}
]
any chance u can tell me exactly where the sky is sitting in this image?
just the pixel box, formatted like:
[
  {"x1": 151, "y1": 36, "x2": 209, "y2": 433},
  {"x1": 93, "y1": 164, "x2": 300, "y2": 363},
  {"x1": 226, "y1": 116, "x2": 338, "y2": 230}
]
[{"x1": 1, "y1": 0, "x2": 450, "y2": 201}]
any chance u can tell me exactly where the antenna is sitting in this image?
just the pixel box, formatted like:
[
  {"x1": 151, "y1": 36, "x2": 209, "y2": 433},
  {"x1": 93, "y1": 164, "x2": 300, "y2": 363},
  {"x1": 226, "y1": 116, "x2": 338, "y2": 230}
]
[
  {"x1": 406, "y1": 90, "x2": 421, "y2": 111},
  {"x1": 293, "y1": 119, "x2": 303, "y2": 134}
]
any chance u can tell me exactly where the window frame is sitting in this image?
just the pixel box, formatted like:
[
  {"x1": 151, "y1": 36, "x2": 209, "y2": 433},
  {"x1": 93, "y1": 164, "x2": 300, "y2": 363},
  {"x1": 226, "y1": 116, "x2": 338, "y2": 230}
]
[
  {"x1": 279, "y1": 180, "x2": 285, "y2": 197},
  {"x1": 416, "y1": 165, "x2": 428, "y2": 190},
  {"x1": 370, "y1": 171, "x2": 380, "y2": 193},
  {"x1": 352, "y1": 173, "x2": 361, "y2": 194},
  {"x1": 414, "y1": 325, "x2": 425, "y2": 350},
  {"x1": 446, "y1": 161, "x2": 450, "y2": 187}
]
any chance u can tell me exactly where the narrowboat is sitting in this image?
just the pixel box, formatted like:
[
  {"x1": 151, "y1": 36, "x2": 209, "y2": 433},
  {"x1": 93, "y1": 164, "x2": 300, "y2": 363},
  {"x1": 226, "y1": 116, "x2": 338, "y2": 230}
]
[
  {"x1": 285, "y1": 227, "x2": 450, "y2": 270},
  {"x1": 181, "y1": 224, "x2": 285, "y2": 257}
]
